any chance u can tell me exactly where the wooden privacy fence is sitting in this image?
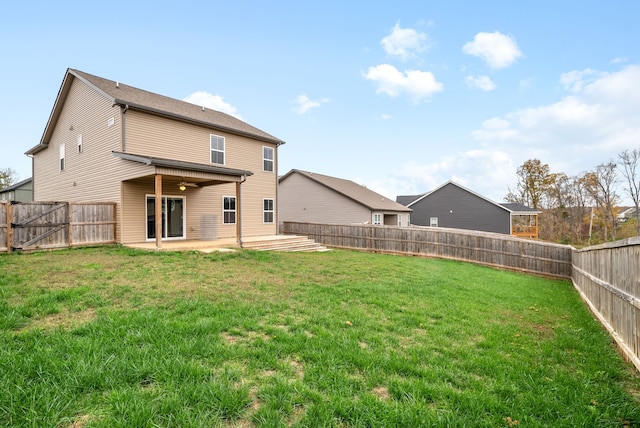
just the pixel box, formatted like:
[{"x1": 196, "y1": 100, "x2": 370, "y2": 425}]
[
  {"x1": 572, "y1": 237, "x2": 640, "y2": 371},
  {"x1": 0, "y1": 201, "x2": 116, "y2": 252},
  {"x1": 281, "y1": 222, "x2": 573, "y2": 279}
]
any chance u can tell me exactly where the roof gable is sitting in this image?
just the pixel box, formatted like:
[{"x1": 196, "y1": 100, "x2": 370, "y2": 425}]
[
  {"x1": 280, "y1": 169, "x2": 411, "y2": 212},
  {"x1": 27, "y1": 68, "x2": 284, "y2": 155},
  {"x1": 403, "y1": 181, "x2": 509, "y2": 212}
]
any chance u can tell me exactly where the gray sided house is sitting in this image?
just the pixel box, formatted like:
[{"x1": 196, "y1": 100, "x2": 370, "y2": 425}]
[
  {"x1": 0, "y1": 178, "x2": 33, "y2": 202},
  {"x1": 398, "y1": 181, "x2": 540, "y2": 238},
  {"x1": 279, "y1": 169, "x2": 412, "y2": 226}
]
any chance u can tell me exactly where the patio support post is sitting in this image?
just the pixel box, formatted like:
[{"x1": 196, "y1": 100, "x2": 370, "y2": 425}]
[
  {"x1": 236, "y1": 180, "x2": 242, "y2": 247},
  {"x1": 155, "y1": 174, "x2": 162, "y2": 249}
]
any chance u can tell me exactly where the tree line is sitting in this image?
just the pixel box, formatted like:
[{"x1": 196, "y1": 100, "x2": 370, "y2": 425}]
[{"x1": 506, "y1": 148, "x2": 640, "y2": 245}]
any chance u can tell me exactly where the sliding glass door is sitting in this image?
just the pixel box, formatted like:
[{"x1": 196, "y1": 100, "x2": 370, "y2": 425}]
[{"x1": 146, "y1": 196, "x2": 185, "y2": 240}]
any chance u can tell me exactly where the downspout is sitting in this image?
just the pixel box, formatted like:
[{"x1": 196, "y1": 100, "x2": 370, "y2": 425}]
[
  {"x1": 121, "y1": 104, "x2": 129, "y2": 152},
  {"x1": 237, "y1": 174, "x2": 247, "y2": 248}
]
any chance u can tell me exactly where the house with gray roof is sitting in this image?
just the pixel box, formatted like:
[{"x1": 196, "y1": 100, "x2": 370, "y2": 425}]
[
  {"x1": 0, "y1": 177, "x2": 33, "y2": 202},
  {"x1": 26, "y1": 68, "x2": 285, "y2": 247},
  {"x1": 278, "y1": 169, "x2": 412, "y2": 226},
  {"x1": 398, "y1": 181, "x2": 541, "y2": 238}
]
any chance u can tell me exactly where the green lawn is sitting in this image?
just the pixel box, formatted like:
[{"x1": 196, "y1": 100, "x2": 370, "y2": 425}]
[{"x1": 1, "y1": 246, "x2": 639, "y2": 427}]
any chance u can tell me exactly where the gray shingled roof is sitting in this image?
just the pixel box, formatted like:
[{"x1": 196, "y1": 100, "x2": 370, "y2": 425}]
[
  {"x1": 396, "y1": 194, "x2": 424, "y2": 206},
  {"x1": 71, "y1": 69, "x2": 284, "y2": 145},
  {"x1": 27, "y1": 68, "x2": 284, "y2": 155},
  {"x1": 499, "y1": 203, "x2": 541, "y2": 214},
  {"x1": 280, "y1": 169, "x2": 411, "y2": 212}
]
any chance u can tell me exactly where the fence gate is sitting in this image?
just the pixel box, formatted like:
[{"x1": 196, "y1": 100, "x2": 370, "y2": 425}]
[{"x1": 11, "y1": 201, "x2": 69, "y2": 251}]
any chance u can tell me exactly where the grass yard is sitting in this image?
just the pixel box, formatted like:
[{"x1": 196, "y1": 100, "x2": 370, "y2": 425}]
[{"x1": 1, "y1": 246, "x2": 639, "y2": 427}]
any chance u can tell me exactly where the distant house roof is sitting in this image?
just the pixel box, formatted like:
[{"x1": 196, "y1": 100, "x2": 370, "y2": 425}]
[
  {"x1": 280, "y1": 169, "x2": 412, "y2": 212},
  {"x1": 27, "y1": 68, "x2": 285, "y2": 155},
  {"x1": 397, "y1": 180, "x2": 541, "y2": 214},
  {"x1": 396, "y1": 194, "x2": 424, "y2": 206},
  {"x1": 499, "y1": 202, "x2": 541, "y2": 214},
  {"x1": 1, "y1": 177, "x2": 32, "y2": 192}
]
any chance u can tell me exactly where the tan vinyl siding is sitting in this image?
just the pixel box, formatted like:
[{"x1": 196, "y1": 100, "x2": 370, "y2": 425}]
[
  {"x1": 279, "y1": 174, "x2": 371, "y2": 224},
  {"x1": 33, "y1": 75, "x2": 279, "y2": 243},
  {"x1": 124, "y1": 111, "x2": 278, "y2": 238}
]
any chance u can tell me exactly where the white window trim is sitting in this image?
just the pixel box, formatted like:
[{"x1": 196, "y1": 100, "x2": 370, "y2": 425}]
[
  {"x1": 144, "y1": 194, "x2": 187, "y2": 241},
  {"x1": 59, "y1": 144, "x2": 65, "y2": 171},
  {"x1": 223, "y1": 195, "x2": 236, "y2": 224},
  {"x1": 430, "y1": 217, "x2": 439, "y2": 227},
  {"x1": 263, "y1": 198, "x2": 275, "y2": 224},
  {"x1": 263, "y1": 146, "x2": 274, "y2": 172},
  {"x1": 210, "y1": 134, "x2": 225, "y2": 165},
  {"x1": 77, "y1": 134, "x2": 83, "y2": 154},
  {"x1": 372, "y1": 213, "x2": 382, "y2": 225}
]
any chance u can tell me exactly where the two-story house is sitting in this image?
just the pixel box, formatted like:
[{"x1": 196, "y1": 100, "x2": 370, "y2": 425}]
[{"x1": 26, "y1": 69, "x2": 285, "y2": 247}]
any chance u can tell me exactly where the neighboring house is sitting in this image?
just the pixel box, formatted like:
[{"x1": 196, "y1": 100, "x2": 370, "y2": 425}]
[
  {"x1": 25, "y1": 68, "x2": 285, "y2": 246},
  {"x1": 278, "y1": 169, "x2": 412, "y2": 226},
  {"x1": 397, "y1": 181, "x2": 541, "y2": 238},
  {"x1": 618, "y1": 206, "x2": 638, "y2": 222},
  {"x1": 0, "y1": 178, "x2": 33, "y2": 202}
]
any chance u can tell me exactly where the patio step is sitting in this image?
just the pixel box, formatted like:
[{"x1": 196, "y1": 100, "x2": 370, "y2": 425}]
[{"x1": 241, "y1": 235, "x2": 329, "y2": 252}]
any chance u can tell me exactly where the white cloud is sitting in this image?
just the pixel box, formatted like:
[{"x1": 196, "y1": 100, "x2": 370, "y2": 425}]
[
  {"x1": 363, "y1": 63, "x2": 443, "y2": 103},
  {"x1": 374, "y1": 65, "x2": 640, "y2": 203},
  {"x1": 465, "y1": 75, "x2": 496, "y2": 91},
  {"x1": 183, "y1": 92, "x2": 241, "y2": 119},
  {"x1": 370, "y1": 149, "x2": 515, "y2": 202},
  {"x1": 470, "y1": 65, "x2": 640, "y2": 173},
  {"x1": 293, "y1": 94, "x2": 330, "y2": 114},
  {"x1": 463, "y1": 31, "x2": 523, "y2": 69},
  {"x1": 381, "y1": 23, "x2": 429, "y2": 61}
]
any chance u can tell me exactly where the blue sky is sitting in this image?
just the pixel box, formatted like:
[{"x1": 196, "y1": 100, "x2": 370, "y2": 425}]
[{"x1": 2, "y1": 1, "x2": 639, "y2": 203}]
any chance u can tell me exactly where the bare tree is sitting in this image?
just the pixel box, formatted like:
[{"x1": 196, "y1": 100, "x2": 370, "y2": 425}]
[
  {"x1": 0, "y1": 167, "x2": 19, "y2": 190},
  {"x1": 618, "y1": 148, "x2": 640, "y2": 235},
  {"x1": 584, "y1": 161, "x2": 620, "y2": 242}
]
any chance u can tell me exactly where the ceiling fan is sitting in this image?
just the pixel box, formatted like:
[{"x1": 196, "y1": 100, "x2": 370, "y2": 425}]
[{"x1": 178, "y1": 180, "x2": 198, "y2": 191}]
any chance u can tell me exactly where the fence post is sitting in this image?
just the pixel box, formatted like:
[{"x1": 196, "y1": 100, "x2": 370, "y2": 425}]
[
  {"x1": 67, "y1": 202, "x2": 73, "y2": 247},
  {"x1": 7, "y1": 202, "x2": 13, "y2": 251}
]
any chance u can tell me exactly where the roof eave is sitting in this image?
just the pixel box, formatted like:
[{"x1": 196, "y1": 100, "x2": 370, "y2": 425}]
[{"x1": 112, "y1": 151, "x2": 253, "y2": 176}]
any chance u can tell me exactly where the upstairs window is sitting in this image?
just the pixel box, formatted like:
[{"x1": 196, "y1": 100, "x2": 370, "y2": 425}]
[
  {"x1": 210, "y1": 135, "x2": 225, "y2": 165},
  {"x1": 223, "y1": 196, "x2": 236, "y2": 224},
  {"x1": 59, "y1": 144, "x2": 66, "y2": 171},
  {"x1": 263, "y1": 198, "x2": 274, "y2": 223},
  {"x1": 77, "y1": 134, "x2": 83, "y2": 153},
  {"x1": 263, "y1": 146, "x2": 274, "y2": 172}
]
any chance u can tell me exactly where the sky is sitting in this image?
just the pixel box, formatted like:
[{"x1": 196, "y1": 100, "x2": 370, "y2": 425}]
[{"x1": 2, "y1": 1, "x2": 639, "y2": 203}]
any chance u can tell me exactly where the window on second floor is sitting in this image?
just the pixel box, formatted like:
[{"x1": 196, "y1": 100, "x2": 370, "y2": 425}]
[
  {"x1": 263, "y1": 146, "x2": 274, "y2": 172},
  {"x1": 263, "y1": 198, "x2": 274, "y2": 223},
  {"x1": 59, "y1": 144, "x2": 65, "y2": 171},
  {"x1": 211, "y1": 135, "x2": 225, "y2": 165},
  {"x1": 223, "y1": 196, "x2": 236, "y2": 224}
]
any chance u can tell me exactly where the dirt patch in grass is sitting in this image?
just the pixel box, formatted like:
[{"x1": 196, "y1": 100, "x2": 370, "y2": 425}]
[
  {"x1": 373, "y1": 386, "x2": 391, "y2": 400},
  {"x1": 19, "y1": 308, "x2": 97, "y2": 333}
]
